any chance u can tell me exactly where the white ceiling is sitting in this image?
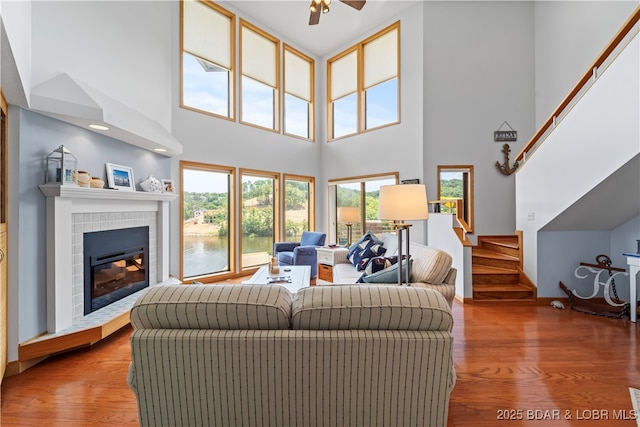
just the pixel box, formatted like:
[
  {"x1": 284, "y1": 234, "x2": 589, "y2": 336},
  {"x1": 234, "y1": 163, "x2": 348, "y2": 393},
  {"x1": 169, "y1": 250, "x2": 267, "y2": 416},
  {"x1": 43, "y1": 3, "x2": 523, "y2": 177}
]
[{"x1": 223, "y1": 0, "x2": 418, "y2": 57}]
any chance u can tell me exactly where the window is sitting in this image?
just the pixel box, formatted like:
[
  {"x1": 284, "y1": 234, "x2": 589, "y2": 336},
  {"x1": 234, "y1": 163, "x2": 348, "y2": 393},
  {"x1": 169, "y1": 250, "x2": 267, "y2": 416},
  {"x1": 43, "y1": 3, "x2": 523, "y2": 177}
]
[
  {"x1": 284, "y1": 45, "x2": 314, "y2": 140},
  {"x1": 283, "y1": 175, "x2": 315, "y2": 242},
  {"x1": 180, "y1": 161, "x2": 236, "y2": 281},
  {"x1": 240, "y1": 20, "x2": 279, "y2": 132},
  {"x1": 328, "y1": 22, "x2": 399, "y2": 140},
  {"x1": 437, "y1": 165, "x2": 474, "y2": 233},
  {"x1": 240, "y1": 169, "x2": 280, "y2": 269},
  {"x1": 181, "y1": 0, "x2": 235, "y2": 119},
  {"x1": 329, "y1": 173, "x2": 399, "y2": 245}
]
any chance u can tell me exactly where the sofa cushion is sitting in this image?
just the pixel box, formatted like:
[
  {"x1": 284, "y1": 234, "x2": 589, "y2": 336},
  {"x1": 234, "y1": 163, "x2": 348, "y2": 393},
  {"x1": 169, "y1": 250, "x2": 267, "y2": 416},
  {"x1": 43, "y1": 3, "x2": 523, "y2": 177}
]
[
  {"x1": 130, "y1": 284, "x2": 292, "y2": 330},
  {"x1": 291, "y1": 285, "x2": 453, "y2": 331},
  {"x1": 409, "y1": 242, "x2": 453, "y2": 285},
  {"x1": 361, "y1": 259, "x2": 413, "y2": 284},
  {"x1": 379, "y1": 232, "x2": 399, "y2": 255}
]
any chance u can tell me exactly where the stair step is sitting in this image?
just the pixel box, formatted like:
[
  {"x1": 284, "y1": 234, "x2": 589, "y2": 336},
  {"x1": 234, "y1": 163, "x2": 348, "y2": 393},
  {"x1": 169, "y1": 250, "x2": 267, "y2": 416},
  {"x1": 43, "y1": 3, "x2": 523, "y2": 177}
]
[
  {"x1": 473, "y1": 283, "x2": 536, "y2": 301},
  {"x1": 472, "y1": 249, "x2": 520, "y2": 269},
  {"x1": 481, "y1": 242, "x2": 519, "y2": 257},
  {"x1": 473, "y1": 265, "x2": 518, "y2": 274}
]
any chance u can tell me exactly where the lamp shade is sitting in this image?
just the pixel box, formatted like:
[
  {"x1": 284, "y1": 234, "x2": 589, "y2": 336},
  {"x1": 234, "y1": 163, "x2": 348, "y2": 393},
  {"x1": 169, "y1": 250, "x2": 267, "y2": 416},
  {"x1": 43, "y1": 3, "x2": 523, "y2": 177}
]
[
  {"x1": 338, "y1": 206, "x2": 359, "y2": 223},
  {"x1": 378, "y1": 184, "x2": 429, "y2": 221}
]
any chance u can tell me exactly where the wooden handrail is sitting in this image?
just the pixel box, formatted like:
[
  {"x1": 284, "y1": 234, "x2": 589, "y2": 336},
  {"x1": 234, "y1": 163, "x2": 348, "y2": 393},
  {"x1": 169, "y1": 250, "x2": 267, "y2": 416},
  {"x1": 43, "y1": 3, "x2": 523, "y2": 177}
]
[{"x1": 516, "y1": 6, "x2": 640, "y2": 162}]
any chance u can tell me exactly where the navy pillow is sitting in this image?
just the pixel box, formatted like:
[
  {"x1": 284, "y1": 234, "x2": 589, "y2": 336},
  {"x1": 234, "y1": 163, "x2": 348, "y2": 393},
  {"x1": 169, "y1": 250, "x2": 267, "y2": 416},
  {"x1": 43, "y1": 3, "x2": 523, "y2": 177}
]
[
  {"x1": 347, "y1": 231, "x2": 383, "y2": 259},
  {"x1": 350, "y1": 240, "x2": 387, "y2": 271}
]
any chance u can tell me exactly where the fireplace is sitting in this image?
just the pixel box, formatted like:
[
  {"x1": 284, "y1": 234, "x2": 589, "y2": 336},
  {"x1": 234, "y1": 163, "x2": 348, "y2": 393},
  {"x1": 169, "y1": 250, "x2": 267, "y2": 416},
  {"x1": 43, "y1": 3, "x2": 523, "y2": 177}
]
[{"x1": 83, "y1": 226, "x2": 150, "y2": 315}]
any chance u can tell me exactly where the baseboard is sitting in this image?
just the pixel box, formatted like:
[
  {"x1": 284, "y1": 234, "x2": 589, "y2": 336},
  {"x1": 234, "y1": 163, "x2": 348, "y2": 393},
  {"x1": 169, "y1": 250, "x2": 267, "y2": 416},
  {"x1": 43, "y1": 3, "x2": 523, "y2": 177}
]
[{"x1": 5, "y1": 356, "x2": 49, "y2": 377}]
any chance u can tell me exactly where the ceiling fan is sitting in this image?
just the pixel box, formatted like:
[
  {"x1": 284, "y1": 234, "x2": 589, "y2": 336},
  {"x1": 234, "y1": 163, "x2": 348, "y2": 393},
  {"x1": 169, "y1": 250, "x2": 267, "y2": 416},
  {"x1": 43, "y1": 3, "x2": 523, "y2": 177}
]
[{"x1": 309, "y1": 0, "x2": 366, "y2": 25}]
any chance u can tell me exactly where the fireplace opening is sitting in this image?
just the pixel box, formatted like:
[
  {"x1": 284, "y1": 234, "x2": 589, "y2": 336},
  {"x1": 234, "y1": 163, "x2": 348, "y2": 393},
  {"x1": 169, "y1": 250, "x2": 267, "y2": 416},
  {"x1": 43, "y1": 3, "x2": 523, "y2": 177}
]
[{"x1": 84, "y1": 226, "x2": 149, "y2": 315}]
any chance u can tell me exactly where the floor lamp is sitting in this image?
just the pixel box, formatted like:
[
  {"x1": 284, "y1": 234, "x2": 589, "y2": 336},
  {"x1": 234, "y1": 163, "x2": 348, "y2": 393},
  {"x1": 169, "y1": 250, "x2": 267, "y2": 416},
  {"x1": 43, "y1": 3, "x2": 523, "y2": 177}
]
[
  {"x1": 378, "y1": 184, "x2": 429, "y2": 286},
  {"x1": 338, "y1": 206, "x2": 359, "y2": 246}
]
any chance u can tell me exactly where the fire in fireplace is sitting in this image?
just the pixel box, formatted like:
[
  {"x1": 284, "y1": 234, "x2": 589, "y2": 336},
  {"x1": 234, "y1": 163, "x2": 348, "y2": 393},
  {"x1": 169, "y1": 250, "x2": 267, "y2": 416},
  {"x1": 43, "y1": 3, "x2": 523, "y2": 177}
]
[{"x1": 83, "y1": 226, "x2": 149, "y2": 315}]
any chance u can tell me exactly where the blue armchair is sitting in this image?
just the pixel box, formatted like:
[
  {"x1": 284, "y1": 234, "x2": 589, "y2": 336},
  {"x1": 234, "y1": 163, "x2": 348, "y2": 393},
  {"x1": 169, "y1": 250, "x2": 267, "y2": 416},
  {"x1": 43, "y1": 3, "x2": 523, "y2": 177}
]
[{"x1": 273, "y1": 231, "x2": 327, "y2": 277}]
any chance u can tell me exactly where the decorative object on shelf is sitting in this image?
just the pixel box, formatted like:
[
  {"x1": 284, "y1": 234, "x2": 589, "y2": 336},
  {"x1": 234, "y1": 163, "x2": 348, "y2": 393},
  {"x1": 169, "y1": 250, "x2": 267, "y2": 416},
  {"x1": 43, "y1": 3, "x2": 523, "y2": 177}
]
[
  {"x1": 378, "y1": 184, "x2": 429, "y2": 286},
  {"x1": 162, "y1": 179, "x2": 174, "y2": 193},
  {"x1": 45, "y1": 145, "x2": 78, "y2": 186},
  {"x1": 76, "y1": 171, "x2": 91, "y2": 187},
  {"x1": 140, "y1": 175, "x2": 163, "y2": 193},
  {"x1": 105, "y1": 163, "x2": 136, "y2": 191},
  {"x1": 495, "y1": 143, "x2": 519, "y2": 176},
  {"x1": 90, "y1": 176, "x2": 105, "y2": 188},
  {"x1": 337, "y1": 206, "x2": 359, "y2": 246},
  {"x1": 494, "y1": 121, "x2": 517, "y2": 142}
]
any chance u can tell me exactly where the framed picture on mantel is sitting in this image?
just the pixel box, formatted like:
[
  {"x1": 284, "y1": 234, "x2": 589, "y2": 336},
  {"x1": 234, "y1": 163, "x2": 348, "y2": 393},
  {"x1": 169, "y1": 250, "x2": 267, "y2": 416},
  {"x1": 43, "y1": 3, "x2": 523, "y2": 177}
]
[{"x1": 106, "y1": 163, "x2": 136, "y2": 191}]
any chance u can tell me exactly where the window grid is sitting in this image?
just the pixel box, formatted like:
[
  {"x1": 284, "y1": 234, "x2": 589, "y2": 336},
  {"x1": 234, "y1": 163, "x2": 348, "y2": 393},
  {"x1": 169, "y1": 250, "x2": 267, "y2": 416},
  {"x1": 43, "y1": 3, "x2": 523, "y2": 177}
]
[{"x1": 328, "y1": 21, "x2": 400, "y2": 141}]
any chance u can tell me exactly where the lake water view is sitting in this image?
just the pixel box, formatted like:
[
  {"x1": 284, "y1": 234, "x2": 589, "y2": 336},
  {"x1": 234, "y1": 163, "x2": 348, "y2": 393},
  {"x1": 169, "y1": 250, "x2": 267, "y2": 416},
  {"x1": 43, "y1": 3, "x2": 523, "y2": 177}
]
[{"x1": 183, "y1": 234, "x2": 301, "y2": 278}]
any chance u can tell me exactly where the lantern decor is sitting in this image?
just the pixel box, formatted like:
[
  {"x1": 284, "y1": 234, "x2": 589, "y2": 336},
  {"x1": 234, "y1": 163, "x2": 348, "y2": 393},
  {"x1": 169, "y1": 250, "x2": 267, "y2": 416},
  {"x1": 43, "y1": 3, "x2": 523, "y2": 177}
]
[{"x1": 45, "y1": 145, "x2": 78, "y2": 186}]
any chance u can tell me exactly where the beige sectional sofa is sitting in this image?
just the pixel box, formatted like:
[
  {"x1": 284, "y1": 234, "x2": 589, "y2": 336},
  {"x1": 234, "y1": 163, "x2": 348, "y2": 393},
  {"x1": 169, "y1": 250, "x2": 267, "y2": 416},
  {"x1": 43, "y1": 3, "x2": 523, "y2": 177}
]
[
  {"x1": 128, "y1": 283, "x2": 456, "y2": 427},
  {"x1": 330, "y1": 232, "x2": 457, "y2": 306}
]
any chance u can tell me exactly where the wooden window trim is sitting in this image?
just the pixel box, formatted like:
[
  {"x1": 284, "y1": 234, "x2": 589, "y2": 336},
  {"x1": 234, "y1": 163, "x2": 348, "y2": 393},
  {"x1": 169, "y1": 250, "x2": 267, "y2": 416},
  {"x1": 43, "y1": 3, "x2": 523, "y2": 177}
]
[
  {"x1": 179, "y1": 160, "x2": 237, "y2": 282},
  {"x1": 283, "y1": 173, "x2": 316, "y2": 240},
  {"x1": 327, "y1": 21, "x2": 400, "y2": 141},
  {"x1": 180, "y1": 0, "x2": 236, "y2": 121},
  {"x1": 239, "y1": 19, "x2": 281, "y2": 133},
  {"x1": 283, "y1": 44, "x2": 315, "y2": 142}
]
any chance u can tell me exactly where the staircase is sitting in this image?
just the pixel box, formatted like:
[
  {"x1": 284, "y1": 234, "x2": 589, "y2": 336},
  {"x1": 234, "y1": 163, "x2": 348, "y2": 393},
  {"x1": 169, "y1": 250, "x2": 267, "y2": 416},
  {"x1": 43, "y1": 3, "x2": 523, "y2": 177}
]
[{"x1": 472, "y1": 235, "x2": 536, "y2": 302}]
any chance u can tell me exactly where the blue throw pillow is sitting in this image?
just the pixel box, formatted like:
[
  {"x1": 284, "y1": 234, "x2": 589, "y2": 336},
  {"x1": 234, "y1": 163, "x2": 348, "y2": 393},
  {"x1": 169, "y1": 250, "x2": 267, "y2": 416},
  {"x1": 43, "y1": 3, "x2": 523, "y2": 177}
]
[
  {"x1": 347, "y1": 231, "x2": 383, "y2": 259},
  {"x1": 362, "y1": 258, "x2": 413, "y2": 284},
  {"x1": 349, "y1": 239, "x2": 387, "y2": 270}
]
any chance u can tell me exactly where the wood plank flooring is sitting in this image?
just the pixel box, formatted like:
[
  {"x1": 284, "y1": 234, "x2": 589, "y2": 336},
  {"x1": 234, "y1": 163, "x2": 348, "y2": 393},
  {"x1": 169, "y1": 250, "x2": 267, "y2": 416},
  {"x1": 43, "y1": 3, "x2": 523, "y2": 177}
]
[{"x1": 1, "y1": 299, "x2": 638, "y2": 426}]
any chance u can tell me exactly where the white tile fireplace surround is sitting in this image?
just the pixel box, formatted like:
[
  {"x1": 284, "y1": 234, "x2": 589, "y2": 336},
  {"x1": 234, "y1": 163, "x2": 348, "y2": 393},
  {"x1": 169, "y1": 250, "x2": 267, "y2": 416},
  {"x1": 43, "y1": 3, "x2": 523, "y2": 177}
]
[{"x1": 40, "y1": 185, "x2": 176, "y2": 333}]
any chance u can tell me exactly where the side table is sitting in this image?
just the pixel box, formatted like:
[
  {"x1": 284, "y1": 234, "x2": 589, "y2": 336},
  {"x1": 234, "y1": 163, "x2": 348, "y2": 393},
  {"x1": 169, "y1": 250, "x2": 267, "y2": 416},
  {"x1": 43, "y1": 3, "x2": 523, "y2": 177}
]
[{"x1": 316, "y1": 246, "x2": 350, "y2": 283}]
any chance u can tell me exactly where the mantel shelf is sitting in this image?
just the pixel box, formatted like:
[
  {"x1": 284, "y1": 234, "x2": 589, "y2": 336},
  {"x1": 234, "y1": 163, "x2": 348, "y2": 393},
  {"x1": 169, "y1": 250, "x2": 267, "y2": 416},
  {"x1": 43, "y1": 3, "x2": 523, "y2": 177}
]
[{"x1": 39, "y1": 184, "x2": 177, "y2": 202}]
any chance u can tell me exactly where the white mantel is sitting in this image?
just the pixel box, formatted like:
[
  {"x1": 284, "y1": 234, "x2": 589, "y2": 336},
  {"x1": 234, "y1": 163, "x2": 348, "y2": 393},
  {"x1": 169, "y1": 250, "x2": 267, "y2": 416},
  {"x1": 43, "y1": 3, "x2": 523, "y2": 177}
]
[{"x1": 40, "y1": 184, "x2": 176, "y2": 333}]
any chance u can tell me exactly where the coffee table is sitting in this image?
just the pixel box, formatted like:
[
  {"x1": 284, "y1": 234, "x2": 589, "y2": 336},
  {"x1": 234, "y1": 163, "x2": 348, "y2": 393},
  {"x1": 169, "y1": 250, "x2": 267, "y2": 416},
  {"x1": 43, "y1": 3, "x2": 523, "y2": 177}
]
[{"x1": 243, "y1": 265, "x2": 311, "y2": 293}]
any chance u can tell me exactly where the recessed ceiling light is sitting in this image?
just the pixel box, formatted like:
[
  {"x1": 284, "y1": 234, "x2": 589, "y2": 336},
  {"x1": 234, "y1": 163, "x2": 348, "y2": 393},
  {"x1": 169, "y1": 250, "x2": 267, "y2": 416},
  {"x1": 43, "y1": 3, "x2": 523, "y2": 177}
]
[
  {"x1": 89, "y1": 124, "x2": 109, "y2": 131},
  {"x1": 153, "y1": 148, "x2": 167, "y2": 152}
]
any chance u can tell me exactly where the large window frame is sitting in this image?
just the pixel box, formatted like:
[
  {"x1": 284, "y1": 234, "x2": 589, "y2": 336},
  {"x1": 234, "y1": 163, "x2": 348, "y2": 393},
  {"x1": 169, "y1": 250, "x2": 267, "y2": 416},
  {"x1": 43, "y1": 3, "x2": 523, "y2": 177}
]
[
  {"x1": 283, "y1": 44, "x2": 315, "y2": 141},
  {"x1": 327, "y1": 21, "x2": 400, "y2": 141},
  {"x1": 283, "y1": 174, "x2": 315, "y2": 242},
  {"x1": 239, "y1": 19, "x2": 280, "y2": 133},
  {"x1": 180, "y1": 161, "x2": 236, "y2": 282},
  {"x1": 328, "y1": 172, "x2": 399, "y2": 245},
  {"x1": 240, "y1": 169, "x2": 281, "y2": 271},
  {"x1": 180, "y1": 0, "x2": 236, "y2": 121}
]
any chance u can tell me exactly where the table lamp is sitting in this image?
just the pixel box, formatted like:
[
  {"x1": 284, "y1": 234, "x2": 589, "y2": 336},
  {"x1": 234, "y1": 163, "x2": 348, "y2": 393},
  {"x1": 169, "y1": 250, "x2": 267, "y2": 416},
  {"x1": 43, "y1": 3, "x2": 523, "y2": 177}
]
[
  {"x1": 378, "y1": 184, "x2": 429, "y2": 286},
  {"x1": 338, "y1": 206, "x2": 359, "y2": 246}
]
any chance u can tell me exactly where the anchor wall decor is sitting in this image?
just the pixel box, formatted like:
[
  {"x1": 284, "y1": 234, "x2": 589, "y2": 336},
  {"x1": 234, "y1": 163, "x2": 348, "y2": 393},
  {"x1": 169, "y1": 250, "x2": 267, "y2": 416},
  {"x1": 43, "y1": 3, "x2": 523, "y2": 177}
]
[{"x1": 495, "y1": 143, "x2": 519, "y2": 175}]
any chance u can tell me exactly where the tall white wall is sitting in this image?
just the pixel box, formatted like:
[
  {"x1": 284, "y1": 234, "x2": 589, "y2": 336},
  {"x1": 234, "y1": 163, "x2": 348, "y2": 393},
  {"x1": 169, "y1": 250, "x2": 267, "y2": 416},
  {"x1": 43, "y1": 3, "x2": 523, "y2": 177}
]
[
  {"x1": 30, "y1": 1, "x2": 172, "y2": 129},
  {"x1": 0, "y1": 0, "x2": 31, "y2": 106},
  {"x1": 534, "y1": 1, "x2": 639, "y2": 127},
  {"x1": 422, "y1": 1, "x2": 535, "y2": 241},
  {"x1": 516, "y1": 33, "x2": 640, "y2": 293}
]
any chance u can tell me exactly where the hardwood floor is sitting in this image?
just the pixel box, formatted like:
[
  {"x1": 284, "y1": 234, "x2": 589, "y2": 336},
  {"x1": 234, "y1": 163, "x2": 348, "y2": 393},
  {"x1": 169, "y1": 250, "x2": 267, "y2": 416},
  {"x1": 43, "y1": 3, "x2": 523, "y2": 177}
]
[{"x1": 1, "y1": 299, "x2": 638, "y2": 426}]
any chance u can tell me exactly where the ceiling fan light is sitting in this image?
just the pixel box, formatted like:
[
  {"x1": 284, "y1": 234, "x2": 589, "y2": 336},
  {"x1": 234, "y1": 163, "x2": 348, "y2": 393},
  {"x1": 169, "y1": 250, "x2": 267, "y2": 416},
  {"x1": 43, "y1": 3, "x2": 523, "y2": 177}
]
[
  {"x1": 309, "y1": 2, "x2": 317, "y2": 13},
  {"x1": 324, "y1": 0, "x2": 332, "y2": 6},
  {"x1": 322, "y1": 4, "x2": 329, "y2": 13}
]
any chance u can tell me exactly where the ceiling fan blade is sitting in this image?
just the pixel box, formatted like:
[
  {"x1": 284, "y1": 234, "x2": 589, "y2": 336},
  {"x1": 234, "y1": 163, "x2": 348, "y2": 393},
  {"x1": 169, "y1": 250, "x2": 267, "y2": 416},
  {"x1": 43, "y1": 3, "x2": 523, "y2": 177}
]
[
  {"x1": 309, "y1": 8, "x2": 321, "y2": 25},
  {"x1": 340, "y1": 0, "x2": 366, "y2": 11}
]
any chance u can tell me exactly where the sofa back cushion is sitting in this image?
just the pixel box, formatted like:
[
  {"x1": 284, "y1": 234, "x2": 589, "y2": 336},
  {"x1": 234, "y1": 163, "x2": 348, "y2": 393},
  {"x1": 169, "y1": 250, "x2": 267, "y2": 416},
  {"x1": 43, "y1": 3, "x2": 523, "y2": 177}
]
[
  {"x1": 409, "y1": 242, "x2": 453, "y2": 285},
  {"x1": 130, "y1": 284, "x2": 292, "y2": 330},
  {"x1": 291, "y1": 285, "x2": 453, "y2": 331}
]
